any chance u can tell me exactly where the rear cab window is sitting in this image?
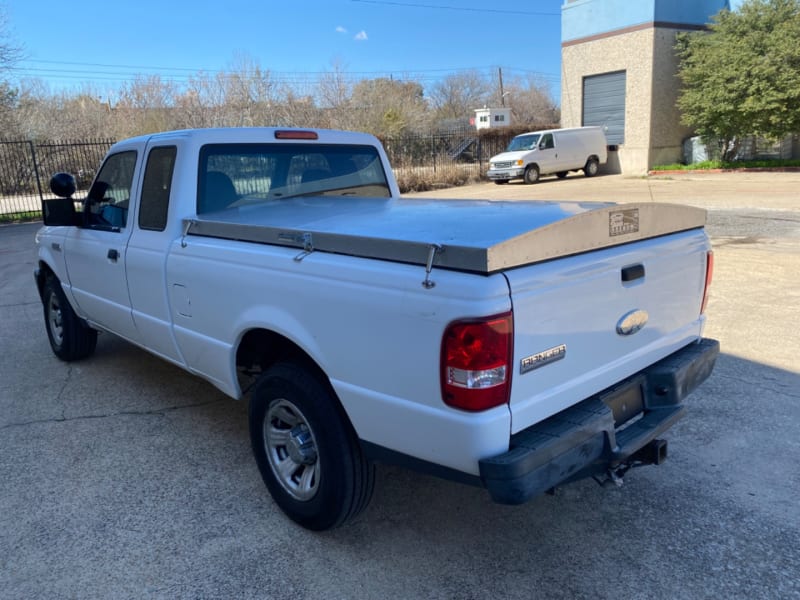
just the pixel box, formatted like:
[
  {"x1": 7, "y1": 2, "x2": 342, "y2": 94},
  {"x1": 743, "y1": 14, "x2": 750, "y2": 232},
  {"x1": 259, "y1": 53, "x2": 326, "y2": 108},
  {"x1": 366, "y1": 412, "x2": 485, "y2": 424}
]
[
  {"x1": 139, "y1": 146, "x2": 177, "y2": 231},
  {"x1": 196, "y1": 143, "x2": 391, "y2": 214}
]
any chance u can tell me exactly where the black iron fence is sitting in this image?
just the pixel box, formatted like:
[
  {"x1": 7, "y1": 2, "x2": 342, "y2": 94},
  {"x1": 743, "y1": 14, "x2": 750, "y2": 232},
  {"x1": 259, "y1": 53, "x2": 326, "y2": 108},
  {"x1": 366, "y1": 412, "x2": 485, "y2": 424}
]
[
  {"x1": 0, "y1": 129, "x2": 528, "y2": 219},
  {"x1": 0, "y1": 139, "x2": 115, "y2": 217}
]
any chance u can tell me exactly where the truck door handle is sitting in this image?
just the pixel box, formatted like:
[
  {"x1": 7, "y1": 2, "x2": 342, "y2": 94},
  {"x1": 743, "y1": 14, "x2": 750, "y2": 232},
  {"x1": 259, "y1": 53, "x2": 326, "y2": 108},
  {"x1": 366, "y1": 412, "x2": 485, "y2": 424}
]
[
  {"x1": 621, "y1": 264, "x2": 645, "y2": 282},
  {"x1": 107, "y1": 248, "x2": 119, "y2": 262}
]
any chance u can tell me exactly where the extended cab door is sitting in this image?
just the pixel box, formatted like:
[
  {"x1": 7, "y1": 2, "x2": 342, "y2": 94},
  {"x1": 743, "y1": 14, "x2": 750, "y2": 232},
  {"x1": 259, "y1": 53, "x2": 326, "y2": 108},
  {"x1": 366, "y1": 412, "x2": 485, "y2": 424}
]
[
  {"x1": 124, "y1": 144, "x2": 184, "y2": 364},
  {"x1": 63, "y1": 149, "x2": 141, "y2": 342}
]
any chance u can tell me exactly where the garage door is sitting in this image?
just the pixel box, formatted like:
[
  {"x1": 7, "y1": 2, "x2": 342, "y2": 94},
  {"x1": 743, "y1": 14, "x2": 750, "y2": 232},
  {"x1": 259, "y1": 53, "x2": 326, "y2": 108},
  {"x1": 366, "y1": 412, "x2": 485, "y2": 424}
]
[{"x1": 583, "y1": 71, "x2": 626, "y2": 145}]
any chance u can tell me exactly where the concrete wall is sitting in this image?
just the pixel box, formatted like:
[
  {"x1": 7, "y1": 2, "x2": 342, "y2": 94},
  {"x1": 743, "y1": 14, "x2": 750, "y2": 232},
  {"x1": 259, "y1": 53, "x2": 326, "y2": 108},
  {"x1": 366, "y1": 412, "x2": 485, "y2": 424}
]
[
  {"x1": 561, "y1": 0, "x2": 730, "y2": 174},
  {"x1": 648, "y1": 27, "x2": 694, "y2": 167},
  {"x1": 562, "y1": 28, "x2": 656, "y2": 174}
]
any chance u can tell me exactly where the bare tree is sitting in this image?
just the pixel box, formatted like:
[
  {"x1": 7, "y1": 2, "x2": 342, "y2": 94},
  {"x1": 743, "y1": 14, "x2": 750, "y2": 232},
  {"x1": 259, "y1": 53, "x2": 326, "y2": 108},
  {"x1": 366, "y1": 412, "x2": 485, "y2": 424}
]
[
  {"x1": 114, "y1": 75, "x2": 177, "y2": 137},
  {"x1": 503, "y1": 74, "x2": 560, "y2": 127},
  {"x1": 428, "y1": 70, "x2": 493, "y2": 126},
  {"x1": 350, "y1": 77, "x2": 428, "y2": 136},
  {"x1": 317, "y1": 59, "x2": 355, "y2": 130}
]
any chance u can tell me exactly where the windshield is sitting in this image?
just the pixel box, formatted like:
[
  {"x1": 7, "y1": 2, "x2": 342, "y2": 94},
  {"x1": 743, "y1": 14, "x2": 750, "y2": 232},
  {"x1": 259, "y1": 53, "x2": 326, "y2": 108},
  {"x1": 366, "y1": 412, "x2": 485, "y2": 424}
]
[{"x1": 506, "y1": 134, "x2": 540, "y2": 152}]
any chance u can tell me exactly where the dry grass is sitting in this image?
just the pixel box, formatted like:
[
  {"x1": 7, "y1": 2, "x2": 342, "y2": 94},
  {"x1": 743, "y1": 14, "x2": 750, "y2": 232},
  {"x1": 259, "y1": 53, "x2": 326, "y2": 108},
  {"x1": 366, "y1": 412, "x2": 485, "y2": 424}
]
[{"x1": 393, "y1": 164, "x2": 485, "y2": 193}]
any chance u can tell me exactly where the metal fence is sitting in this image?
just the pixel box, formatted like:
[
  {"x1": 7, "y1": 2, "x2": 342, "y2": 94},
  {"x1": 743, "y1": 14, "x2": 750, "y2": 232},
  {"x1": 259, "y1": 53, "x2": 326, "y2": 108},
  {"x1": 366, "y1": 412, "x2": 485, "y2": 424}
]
[
  {"x1": 0, "y1": 130, "x2": 525, "y2": 219},
  {"x1": 0, "y1": 139, "x2": 115, "y2": 217},
  {"x1": 381, "y1": 129, "x2": 520, "y2": 190}
]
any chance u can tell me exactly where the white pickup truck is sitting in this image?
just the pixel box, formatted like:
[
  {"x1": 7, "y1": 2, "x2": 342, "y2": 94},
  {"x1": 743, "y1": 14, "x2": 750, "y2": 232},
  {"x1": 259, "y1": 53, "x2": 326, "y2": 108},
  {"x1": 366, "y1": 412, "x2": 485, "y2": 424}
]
[{"x1": 35, "y1": 127, "x2": 718, "y2": 530}]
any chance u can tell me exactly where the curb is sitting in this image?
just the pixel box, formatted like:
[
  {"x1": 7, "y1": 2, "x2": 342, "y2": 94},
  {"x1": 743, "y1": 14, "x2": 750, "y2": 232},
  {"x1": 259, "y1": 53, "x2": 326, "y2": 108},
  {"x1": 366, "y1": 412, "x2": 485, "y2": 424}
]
[{"x1": 648, "y1": 167, "x2": 800, "y2": 176}]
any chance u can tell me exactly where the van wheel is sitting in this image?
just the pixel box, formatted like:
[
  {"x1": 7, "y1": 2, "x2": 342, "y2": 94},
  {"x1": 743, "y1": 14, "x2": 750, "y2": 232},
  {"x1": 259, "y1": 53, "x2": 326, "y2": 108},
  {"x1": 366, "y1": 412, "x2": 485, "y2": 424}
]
[
  {"x1": 42, "y1": 276, "x2": 97, "y2": 361},
  {"x1": 493, "y1": 180, "x2": 508, "y2": 185},
  {"x1": 584, "y1": 158, "x2": 600, "y2": 177},
  {"x1": 249, "y1": 362, "x2": 375, "y2": 530},
  {"x1": 556, "y1": 171, "x2": 568, "y2": 179},
  {"x1": 524, "y1": 165, "x2": 540, "y2": 184}
]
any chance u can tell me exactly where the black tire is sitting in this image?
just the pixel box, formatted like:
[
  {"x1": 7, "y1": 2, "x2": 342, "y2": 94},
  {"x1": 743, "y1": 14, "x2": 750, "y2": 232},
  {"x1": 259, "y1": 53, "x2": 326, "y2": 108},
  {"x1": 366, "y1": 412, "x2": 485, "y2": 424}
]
[
  {"x1": 493, "y1": 180, "x2": 509, "y2": 185},
  {"x1": 556, "y1": 171, "x2": 568, "y2": 179},
  {"x1": 42, "y1": 276, "x2": 97, "y2": 361},
  {"x1": 249, "y1": 362, "x2": 375, "y2": 530},
  {"x1": 583, "y1": 158, "x2": 600, "y2": 177},
  {"x1": 523, "y1": 164, "x2": 540, "y2": 184}
]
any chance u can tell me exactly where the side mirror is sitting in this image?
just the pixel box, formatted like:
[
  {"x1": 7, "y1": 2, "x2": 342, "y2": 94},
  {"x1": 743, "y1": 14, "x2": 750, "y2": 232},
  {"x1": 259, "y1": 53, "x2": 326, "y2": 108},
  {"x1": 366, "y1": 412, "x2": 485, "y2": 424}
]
[
  {"x1": 42, "y1": 173, "x2": 81, "y2": 226},
  {"x1": 50, "y1": 172, "x2": 77, "y2": 198}
]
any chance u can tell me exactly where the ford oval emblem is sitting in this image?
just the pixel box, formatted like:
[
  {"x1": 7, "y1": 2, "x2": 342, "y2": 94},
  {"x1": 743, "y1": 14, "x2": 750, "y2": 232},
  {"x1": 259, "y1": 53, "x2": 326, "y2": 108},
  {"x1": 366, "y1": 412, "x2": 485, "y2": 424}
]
[{"x1": 616, "y1": 309, "x2": 649, "y2": 336}]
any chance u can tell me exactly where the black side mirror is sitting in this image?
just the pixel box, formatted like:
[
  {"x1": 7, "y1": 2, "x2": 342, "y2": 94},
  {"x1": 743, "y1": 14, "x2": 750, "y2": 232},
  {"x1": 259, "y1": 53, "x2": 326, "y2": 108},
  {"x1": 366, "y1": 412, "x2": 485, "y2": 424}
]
[
  {"x1": 42, "y1": 173, "x2": 80, "y2": 226},
  {"x1": 50, "y1": 172, "x2": 77, "y2": 198}
]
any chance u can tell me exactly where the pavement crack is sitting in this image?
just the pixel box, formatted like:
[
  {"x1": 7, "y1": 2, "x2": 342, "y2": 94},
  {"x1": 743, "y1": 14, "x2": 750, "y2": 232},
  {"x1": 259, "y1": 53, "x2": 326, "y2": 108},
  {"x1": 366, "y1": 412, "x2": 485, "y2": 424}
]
[
  {"x1": 0, "y1": 301, "x2": 40, "y2": 308},
  {"x1": 1, "y1": 398, "x2": 225, "y2": 430},
  {"x1": 715, "y1": 372, "x2": 800, "y2": 400}
]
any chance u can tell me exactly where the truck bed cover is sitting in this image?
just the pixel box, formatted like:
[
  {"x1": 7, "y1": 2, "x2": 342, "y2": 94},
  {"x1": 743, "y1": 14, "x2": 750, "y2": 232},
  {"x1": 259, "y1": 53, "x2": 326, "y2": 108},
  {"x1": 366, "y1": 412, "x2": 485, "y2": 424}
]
[{"x1": 185, "y1": 197, "x2": 706, "y2": 274}]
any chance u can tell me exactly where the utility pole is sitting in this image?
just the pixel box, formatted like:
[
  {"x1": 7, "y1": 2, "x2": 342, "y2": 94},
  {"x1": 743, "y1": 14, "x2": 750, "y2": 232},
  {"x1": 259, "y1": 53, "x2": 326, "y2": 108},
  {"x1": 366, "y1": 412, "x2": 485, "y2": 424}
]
[{"x1": 499, "y1": 67, "x2": 505, "y2": 107}]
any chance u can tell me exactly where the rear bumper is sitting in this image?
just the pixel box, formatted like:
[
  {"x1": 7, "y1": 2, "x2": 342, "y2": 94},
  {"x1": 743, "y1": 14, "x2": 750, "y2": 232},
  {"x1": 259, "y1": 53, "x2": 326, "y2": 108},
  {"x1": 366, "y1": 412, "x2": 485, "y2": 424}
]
[{"x1": 479, "y1": 338, "x2": 720, "y2": 504}]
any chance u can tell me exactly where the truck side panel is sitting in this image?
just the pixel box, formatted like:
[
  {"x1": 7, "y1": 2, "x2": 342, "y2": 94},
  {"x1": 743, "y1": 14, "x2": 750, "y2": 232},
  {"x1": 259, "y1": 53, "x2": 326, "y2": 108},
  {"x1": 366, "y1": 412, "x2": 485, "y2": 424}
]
[{"x1": 165, "y1": 236, "x2": 515, "y2": 475}]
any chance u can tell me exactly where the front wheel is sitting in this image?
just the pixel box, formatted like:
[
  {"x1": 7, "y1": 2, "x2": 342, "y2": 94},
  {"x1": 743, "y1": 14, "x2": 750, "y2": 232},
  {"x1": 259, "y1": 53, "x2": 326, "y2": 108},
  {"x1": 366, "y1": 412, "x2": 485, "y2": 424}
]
[
  {"x1": 493, "y1": 180, "x2": 509, "y2": 185},
  {"x1": 249, "y1": 362, "x2": 375, "y2": 530},
  {"x1": 584, "y1": 158, "x2": 600, "y2": 177},
  {"x1": 523, "y1": 165, "x2": 540, "y2": 184},
  {"x1": 42, "y1": 276, "x2": 97, "y2": 361}
]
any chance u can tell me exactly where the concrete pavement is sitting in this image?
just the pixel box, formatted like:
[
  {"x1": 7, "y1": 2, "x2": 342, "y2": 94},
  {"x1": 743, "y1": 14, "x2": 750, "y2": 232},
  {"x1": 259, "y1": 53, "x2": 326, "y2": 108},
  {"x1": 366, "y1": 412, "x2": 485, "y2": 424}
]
[{"x1": 1, "y1": 172, "x2": 799, "y2": 599}]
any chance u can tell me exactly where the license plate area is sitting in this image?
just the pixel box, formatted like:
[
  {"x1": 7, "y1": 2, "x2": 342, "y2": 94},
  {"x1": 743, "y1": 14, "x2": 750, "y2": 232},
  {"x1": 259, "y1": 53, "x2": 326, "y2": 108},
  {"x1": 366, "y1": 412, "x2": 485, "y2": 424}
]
[{"x1": 600, "y1": 376, "x2": 645, "y2": 428}]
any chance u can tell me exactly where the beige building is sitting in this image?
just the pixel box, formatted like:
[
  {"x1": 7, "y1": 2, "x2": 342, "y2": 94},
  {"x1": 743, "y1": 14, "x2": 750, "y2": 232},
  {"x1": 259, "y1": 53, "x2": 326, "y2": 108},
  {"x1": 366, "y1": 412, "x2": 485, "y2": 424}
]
[{"x1": 560, "y1": 0, "x2": 730, "y2": 174}]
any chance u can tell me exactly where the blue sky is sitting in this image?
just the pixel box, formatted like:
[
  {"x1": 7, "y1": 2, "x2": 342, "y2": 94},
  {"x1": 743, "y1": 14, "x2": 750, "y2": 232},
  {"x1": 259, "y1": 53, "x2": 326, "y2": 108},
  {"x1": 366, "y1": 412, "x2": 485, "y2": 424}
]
[
  {"x1": 6, "y1": 0, "x2": 565, "y2": 99},
  {"x1": 6, "y1": 0, "x2": 745, "y2": 103}
]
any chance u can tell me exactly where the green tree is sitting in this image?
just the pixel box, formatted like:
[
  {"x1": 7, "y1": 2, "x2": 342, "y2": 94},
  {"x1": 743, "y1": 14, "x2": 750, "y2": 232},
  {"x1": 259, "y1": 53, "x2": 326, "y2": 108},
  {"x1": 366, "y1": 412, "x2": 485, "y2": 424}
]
[{"x1": 676, "y1": 0, "x2": 800, "y2": 160}]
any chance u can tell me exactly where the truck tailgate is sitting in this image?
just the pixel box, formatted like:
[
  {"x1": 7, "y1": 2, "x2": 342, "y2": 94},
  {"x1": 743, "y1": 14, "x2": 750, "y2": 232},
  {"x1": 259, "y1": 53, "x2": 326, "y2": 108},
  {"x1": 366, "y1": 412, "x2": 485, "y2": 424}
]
[{"x1": 505, "y1": 228, "x2": 710, "y2": 434}]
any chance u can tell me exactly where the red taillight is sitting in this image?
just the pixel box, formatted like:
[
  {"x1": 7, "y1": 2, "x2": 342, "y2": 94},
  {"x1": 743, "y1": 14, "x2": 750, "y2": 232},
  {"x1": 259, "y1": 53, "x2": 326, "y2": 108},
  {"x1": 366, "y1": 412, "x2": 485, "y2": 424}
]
[
  {"x1": 441, "y1": 312, "x2": 513, "y2": 411},
  {"x1": 701, "y1": 250, "x2": 714, "y2": 314},
  {"x1": 274, "y1": 130, "x2": 318, "y2": 140}
]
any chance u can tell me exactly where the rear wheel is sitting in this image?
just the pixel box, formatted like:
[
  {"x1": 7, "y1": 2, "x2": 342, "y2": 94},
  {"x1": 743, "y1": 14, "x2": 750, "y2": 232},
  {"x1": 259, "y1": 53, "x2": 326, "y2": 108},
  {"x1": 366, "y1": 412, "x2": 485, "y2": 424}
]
[
  {"x1": 42, "y1": 276, "x2": 97, "y2": 361},
  {"x1": 493, "y1": 180, "x2": 509, "y2": 185},
  {"x1": 556, "y1": 171, "x2": 568, "y2": 179},
  {"x1": 583, "y1": 158, "x2": 600, "y2": 177},
  {"x1": 523, "y1": 165, "x2": 540, "y2": 184},
  {"x1": 249, "y1": 362, "x2": 375, "y2": 530}
]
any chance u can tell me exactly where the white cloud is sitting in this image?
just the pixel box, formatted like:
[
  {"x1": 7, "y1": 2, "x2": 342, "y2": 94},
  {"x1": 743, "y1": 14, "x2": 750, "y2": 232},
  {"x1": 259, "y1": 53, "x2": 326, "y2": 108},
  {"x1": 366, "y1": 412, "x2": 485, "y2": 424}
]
[
  {"x1": 354, "y1": 30, "x2": 368, "y2": 41},
  {"x1": 336, "y1": 26, "x2": 348, "y2": 33}
]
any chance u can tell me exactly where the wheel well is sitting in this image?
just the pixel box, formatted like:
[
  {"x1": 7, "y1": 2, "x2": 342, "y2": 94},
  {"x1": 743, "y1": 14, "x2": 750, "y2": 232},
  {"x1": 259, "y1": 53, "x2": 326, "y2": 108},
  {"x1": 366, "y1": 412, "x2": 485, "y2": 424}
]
[
  {"x1": 236, "y1": 328, "x2": 330, "y2": 393},
  {"x1": 35, "y1": 261, "x2": 56, "y2": 299},
  {"x1": 586, "y1": 155, "x2": 599, "y2": 164}
]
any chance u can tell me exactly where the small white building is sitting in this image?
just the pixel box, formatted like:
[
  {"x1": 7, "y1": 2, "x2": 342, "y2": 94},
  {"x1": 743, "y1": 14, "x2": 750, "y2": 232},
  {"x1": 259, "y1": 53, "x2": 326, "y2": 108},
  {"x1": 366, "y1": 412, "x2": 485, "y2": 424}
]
[{"x1": 473, "y1": 107, "x2": 511, "y2": 130}]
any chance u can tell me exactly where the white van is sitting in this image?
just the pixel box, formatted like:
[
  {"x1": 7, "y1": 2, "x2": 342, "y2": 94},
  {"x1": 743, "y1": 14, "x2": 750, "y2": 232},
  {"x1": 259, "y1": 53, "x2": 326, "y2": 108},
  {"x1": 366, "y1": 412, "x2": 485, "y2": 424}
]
[{"x1": 487, "y1": 126, "x2": 608, "y2": 184}]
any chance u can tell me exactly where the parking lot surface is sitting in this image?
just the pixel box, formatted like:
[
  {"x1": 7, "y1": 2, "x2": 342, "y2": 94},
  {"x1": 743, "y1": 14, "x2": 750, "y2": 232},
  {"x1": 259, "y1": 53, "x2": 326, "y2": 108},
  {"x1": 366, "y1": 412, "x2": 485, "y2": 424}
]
[{"x1": 1, "y1": 172, "x2": 799, "y2": 599}]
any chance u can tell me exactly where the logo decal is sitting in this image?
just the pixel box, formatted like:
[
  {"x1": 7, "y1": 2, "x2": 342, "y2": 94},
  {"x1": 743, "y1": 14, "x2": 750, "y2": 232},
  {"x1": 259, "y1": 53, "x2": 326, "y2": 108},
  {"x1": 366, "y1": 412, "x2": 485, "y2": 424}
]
[
  {"x1": 616, "y1": 309, "x2": 649, "y2": 336},
  {"x1": 609, "y1": 208, "x2": 640, "y2": 236},
  {"x1": 520, "y1": 344, "x2": 566, "y2": 374}
]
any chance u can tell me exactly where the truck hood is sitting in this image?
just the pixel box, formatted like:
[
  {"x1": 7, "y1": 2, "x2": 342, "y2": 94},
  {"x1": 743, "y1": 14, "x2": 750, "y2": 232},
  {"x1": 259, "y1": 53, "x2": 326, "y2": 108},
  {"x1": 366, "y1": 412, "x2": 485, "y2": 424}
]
[
  {"x1": 186, "y1": 196, "x2": 706, "y2": 274},
  {"x1": 490, "y1": 150, "x2": 534, "y2": 163}
]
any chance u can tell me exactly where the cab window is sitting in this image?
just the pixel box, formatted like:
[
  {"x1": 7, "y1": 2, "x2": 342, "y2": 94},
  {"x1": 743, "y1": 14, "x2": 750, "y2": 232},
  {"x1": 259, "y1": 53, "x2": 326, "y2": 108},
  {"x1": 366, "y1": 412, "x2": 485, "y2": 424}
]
[
  {"x1": 139, "y1": 146, "x2": 177, "y2": 231},
  {"x1": 539, "y1": 134, "x2": 555, "y2": 150},
  {"x1": 85, "y1": 151, "x2": 137, "y2": 230}
]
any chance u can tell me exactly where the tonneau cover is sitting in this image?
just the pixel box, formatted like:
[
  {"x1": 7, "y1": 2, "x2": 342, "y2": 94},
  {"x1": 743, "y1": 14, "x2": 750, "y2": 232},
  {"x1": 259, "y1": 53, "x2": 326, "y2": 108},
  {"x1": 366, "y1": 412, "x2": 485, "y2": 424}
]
[{"x1": 184, "y1": 197, "x2": 706, "y2": 274}]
